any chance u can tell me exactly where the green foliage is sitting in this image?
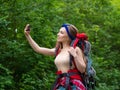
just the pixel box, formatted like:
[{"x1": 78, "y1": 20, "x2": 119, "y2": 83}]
[
  {"x1": 19, "y1": 60, "x2": 56, "y2": 90},
  {"x1": 0, "y1": 0, "x2": 120, "y2": 90},
  {"x1": 0, "y1": 64, "x2": 14, "y2": 90}
]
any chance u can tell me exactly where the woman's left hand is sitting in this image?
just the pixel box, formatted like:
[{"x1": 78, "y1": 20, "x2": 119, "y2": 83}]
[{"x1": 68, "y1": 47, "x2": 77, "y2": 58}]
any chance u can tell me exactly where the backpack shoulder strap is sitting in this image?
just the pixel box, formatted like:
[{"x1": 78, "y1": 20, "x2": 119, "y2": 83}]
[
  {"x1": 55, "y1": 47, "x2": 61, "y2": 57},
  {"x1": 69, "y1": 33, "x2": 88, "y2": 70},
  {"x1": 69, "y1": 54, "x2": 78, "y2": 69}
]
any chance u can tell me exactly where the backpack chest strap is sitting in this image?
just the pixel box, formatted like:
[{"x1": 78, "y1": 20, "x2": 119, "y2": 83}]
[{"x1": 57, "y1": 72, "x2": 80, "y2": 89}]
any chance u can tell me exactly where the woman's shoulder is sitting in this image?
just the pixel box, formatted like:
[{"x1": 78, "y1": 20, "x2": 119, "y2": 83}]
[{"x1": 75, "y1": 46, "x2": 82, "y2": 51}]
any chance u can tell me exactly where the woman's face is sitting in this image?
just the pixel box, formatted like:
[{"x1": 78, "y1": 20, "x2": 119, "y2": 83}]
[{"x1": 57, "y1": 27, "x2": 70, "y2": 43}]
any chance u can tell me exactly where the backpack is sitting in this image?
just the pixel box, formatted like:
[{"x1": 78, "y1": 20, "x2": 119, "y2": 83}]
[{"x1": 70, "y1": 33, "x2": 96, "y2": 90}]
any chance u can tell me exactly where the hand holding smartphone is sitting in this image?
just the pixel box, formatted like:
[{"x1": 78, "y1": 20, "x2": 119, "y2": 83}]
[
  {"x1": 26, "y1": 24, "x2": 30, "y2": 31},
  {"x1": 24, "y1": 24, "x2": 31, "y2": 36}
]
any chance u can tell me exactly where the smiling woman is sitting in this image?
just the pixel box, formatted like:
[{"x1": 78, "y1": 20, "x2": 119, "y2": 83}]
[
  {"x1": 24, "y1": 23, "x2": 86, "y2": 90},
  {"x1": 57, "y1": 27, "x2": 70, "y2": 43}
]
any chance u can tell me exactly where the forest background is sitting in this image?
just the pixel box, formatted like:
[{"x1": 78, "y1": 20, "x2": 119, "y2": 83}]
[{"x1": 0, "y1": 0, "x2": 120, "y2": 90}]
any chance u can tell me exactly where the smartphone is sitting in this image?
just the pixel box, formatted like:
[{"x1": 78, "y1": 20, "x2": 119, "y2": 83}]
[{"x1": 26, "y1": 25, "x2": 30, "y2": 31}]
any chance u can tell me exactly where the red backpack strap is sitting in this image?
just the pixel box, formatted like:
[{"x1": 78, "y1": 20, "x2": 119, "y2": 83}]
[
  {"x1": 55, "y1": 47, "x2": 61, "y2": 57},
  {"x1": 72, "y1": 33, "x2": 88, "y2": 47}
]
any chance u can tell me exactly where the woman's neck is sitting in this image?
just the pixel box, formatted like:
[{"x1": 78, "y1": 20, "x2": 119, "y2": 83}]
[{"x1": 62, "y1": 42, "x2": 70, "y2": 49}]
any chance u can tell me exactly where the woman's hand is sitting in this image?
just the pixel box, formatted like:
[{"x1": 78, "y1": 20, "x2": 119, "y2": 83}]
[
  {"x1": 68, "y1": 47, "x2": 77, "y2": 58},
  {"x1": 24, "y1": 24, "x2": 30, "y2": 36}
]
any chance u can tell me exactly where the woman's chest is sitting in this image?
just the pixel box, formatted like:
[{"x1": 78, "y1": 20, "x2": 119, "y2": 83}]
[{"x1": 54, "y1": 51, "x2": 70, "y2": 65}]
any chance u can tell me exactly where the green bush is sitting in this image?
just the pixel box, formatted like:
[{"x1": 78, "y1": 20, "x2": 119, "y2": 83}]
[{"x1": 0, "y1": 64, "x2": 14, "y2": 90}]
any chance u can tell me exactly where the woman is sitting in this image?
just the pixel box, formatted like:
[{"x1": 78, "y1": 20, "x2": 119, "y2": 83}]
[{"x1": 24, "y1": 24, "x2": 86, "y2": 90}]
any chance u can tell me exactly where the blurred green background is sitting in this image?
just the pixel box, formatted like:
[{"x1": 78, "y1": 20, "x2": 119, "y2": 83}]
[{"x1": 0, "y1": 0, "x2": 120, "y2": 90}]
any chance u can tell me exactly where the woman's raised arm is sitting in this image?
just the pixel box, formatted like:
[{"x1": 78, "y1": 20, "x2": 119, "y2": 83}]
[{"x1": 24, "y1": 24, "x2": 55, "y2": 56}]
